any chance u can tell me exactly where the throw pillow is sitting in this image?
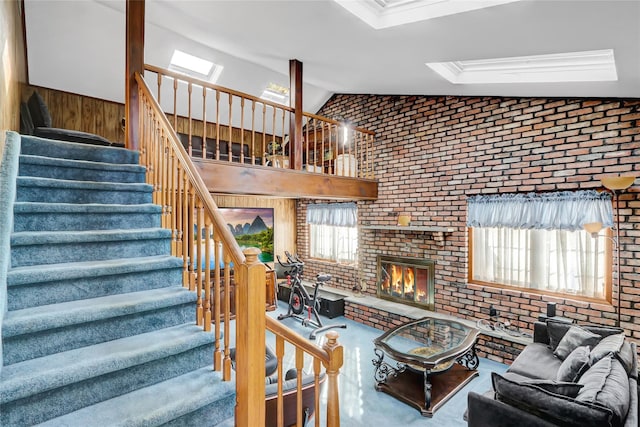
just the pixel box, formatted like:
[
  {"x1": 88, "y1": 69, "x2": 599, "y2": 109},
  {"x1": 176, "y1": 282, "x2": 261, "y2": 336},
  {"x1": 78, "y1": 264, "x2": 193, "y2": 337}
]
[
  {"x1": 554, "y1": 326, "x2": 601, "y2": 360},
  {"x1": 27, "y1": 91, "x2": 52, "y2": 128},
  {"x1": 491, "y1": 372, "x2": 614, "y2": 427},
  {"x1": 577, "y1": 356, "x2": 630, "y2": 427},
  {"x1": 556, "y1": 345, "x2": 591, "y2": 382},
  {"x1": 590, "y1": 333, "x2": 625, "y2": 365},
  {"x1": 546, "y1": 320, "x2": 574, "y2": 351},
  {"x1": 616, "y1": 341, "x2": 637, "y2": 379},
  {"x1": 584, "y1": 324, "x2": 624, "y2": 339},
  {"x1": 19, "y1": 102, "x2": 34, "y2": 135}
]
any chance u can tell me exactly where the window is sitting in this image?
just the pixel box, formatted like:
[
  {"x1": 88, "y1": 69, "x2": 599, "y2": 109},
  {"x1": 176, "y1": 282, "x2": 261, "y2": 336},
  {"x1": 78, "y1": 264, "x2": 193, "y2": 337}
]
[
  {"x1": 467, "y1": 191, "x2": 613, "y2": 301},
  {"x1": 306, "y1": 203, "x2": 358, "y2": 264},
  {"x1": 470, "y1": 227, "x2": 611, "y2": 299},
  {"x1": 309, "y1": 223, "x2": 358, "y2": 264}
]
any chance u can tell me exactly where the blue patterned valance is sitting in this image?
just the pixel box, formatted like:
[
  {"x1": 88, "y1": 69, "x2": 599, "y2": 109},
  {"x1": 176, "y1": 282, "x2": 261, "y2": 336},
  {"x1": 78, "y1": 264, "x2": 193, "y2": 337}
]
[
  {"x1": 306, "y1": 202, "x2": 357, "y2": 227},
  {"x1": 466, "y1": 190, "x2": 613, "y2": 231}
]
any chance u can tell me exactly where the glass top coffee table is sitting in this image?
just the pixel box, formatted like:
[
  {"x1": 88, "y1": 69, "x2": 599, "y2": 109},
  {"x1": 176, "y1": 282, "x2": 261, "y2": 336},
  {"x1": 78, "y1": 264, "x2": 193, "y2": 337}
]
[{"x1": 372, "y1": 317, "x2": 480, "y2": 417}]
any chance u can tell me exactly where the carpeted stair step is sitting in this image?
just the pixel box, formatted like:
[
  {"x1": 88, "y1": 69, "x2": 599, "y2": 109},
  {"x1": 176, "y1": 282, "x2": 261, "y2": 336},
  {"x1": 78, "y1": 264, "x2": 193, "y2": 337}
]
[
  {"x1": 10, "y1": 228, "x2": 171, "y2": 267},
  {"x1": 19, "y1": 154, "x2": 146, "y2": 183},
  {"x1": 2, "y1": 287, "x2": 197, "y2": 365},
  {"x1": 16, "y1": 176, "x2": 153, "y2": 205},
  {"x1": 20, "y1": 135, "x2": 138, "y2": 164},
  {"x1": 0, "y1": 324, "x2": 216, "y2": 426},
  {"x1": 35, "y1": 367, "x2": 235, "y2": 427},
  {"x1": 7, "y1": 255, "x2": 184, "y2": 310},
  {"x1": 13, "y1": 202, "x2": 161, "y2": 232}
]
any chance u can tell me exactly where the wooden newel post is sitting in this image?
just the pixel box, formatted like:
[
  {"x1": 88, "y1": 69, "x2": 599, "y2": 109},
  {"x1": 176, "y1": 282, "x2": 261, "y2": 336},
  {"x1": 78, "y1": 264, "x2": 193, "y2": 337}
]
[
  {"x1": 235, "y1": 247, "x2": 266, "y2": 427},
  {"x1": 322, "y1": 330, "x2": 344, "y2": 427}
]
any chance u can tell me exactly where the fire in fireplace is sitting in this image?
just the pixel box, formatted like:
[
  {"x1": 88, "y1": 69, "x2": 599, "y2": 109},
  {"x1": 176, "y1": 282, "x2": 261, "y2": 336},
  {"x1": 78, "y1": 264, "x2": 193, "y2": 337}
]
[{"x1": 377, "y1": 256, "x2": 435, "y2": 310}]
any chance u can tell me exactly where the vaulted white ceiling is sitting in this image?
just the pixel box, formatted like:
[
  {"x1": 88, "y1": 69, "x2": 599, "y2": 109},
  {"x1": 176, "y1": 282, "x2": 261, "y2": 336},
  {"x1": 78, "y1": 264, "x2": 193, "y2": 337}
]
[{"x1": 24, "y1": 0, "x2": 640, "y2": 114}]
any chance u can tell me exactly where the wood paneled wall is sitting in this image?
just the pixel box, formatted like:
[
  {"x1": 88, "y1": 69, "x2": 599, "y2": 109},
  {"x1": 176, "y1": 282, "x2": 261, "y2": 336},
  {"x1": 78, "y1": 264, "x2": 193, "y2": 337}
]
[
  {"x1": 0, "y1": 0, "x2": 27, "y2": 151},
  {"x1": 21, "y1": 85, "x2": 125, "y2": 144},
  {"x1": 212, "y1": 195, "x2": 296, "y2": 265}
]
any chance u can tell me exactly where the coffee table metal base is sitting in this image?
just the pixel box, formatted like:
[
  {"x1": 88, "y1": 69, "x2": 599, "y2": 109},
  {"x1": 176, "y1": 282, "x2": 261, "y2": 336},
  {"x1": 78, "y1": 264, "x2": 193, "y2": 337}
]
[{"x1": 374, "y1": 363, "x2": 478, "y2": 417}]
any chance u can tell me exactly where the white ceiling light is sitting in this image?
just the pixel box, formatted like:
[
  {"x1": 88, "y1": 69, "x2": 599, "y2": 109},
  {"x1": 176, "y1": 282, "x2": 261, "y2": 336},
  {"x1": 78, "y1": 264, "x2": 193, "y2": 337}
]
[
  {"x1": 169, "y1": 49, "x2": 223, "y2": 83},
  {"x1": 261, "y1": 83, "x2": 290, "y2": 105},
  {"x1": 427, "y1": 49, "x2": 618, "y2": 84},
  {"x1": 334, "y1": 0, "x2": 520, "y2": 29}
]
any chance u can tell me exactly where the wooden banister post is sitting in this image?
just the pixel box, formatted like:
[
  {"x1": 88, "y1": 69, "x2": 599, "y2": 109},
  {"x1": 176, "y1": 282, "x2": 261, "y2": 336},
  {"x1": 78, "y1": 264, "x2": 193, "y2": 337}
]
[
  {"x1": 289, "y1": 59, "x2": 303, "y2": 171},
  {"x1": 322, "y1": 330, "x2": 344, "y2": 427},
  {"x1": 235, "y1": 248, "x2": 266, "y2": 427},
  {"x1": 125, "y1": 0, "x2": 145, "y2": 151}
]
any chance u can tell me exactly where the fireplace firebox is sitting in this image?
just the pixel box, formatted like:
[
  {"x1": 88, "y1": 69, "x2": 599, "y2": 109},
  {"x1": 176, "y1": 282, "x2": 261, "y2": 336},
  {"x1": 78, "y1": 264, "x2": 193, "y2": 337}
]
[{"x1": 377, "y1": 256, "x2": 435, "y2": 310}]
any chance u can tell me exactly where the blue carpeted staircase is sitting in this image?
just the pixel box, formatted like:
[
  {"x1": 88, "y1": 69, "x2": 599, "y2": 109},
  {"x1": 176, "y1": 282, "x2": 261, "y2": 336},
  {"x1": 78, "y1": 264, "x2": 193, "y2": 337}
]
[{"x1": 0, "y1": 135, "x2": 235, "y2": 426}]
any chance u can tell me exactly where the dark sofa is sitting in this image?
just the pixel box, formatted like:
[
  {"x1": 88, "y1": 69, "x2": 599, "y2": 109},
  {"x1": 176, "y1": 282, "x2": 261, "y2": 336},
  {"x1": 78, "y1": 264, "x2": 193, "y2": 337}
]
[
  {"x1": 177, "y1": 133, "x2": 262, "y2": 165},
  {"x1": 467, "y1": 320, "x2": 638, "y2": 427}
]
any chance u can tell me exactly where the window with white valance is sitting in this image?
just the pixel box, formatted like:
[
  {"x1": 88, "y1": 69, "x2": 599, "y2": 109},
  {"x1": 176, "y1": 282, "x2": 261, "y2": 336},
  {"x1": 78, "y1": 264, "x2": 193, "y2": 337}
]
[
  {"x1": 467, "y1": 191, "x2": 613, "y2": 300},
  {"x1": 307, "y1": 203, "x2": 358, "y2": 264}
]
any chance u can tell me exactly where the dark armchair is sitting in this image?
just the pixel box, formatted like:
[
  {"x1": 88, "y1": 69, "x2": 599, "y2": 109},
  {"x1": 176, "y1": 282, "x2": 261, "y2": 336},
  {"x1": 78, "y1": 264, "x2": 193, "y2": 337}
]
[
  {"x1": 230, "y1": 345, "x2": 325, "y2": 427},
  {"x1": 21, "y1": 91, "x2": 122, "y2": 147}
]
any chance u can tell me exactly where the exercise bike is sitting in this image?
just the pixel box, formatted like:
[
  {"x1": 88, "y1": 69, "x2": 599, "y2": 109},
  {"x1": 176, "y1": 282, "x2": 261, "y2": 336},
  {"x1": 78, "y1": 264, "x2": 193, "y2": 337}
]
[{"x1": 277, "y1": 252, "x2": 347, "y2": 340}]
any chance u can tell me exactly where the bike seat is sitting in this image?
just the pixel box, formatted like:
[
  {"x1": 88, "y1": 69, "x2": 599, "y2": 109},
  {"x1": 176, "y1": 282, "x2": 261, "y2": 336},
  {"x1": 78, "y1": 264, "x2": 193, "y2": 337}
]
[{"x1": 316, "y1": 274, "x2": 332, "y2": 283}]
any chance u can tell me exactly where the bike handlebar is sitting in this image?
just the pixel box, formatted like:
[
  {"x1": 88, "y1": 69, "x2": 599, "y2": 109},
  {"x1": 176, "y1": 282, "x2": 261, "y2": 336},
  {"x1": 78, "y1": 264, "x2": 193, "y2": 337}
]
[
  {"x1": 284, "y1": 251, "x2": 303, "y2": 264},
  {"x1": 277, "y1": 254, "x2": 304, "y2": 270}
]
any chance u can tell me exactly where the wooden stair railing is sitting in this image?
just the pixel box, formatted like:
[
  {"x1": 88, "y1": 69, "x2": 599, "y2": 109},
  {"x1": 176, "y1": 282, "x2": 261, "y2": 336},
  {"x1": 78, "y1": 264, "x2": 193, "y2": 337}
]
[
  {"x1": 266, "y1": 317, "x2": 344, "y2": 427},
  {"x1": 136, "y1": 72, "x2": 344, "y2": 427},
  {"x1": 136, "y1": 72, "x2": 267, "y2": 425},
  {"x1": 144, "y1": 64, "x2": 376, "y2": 178}
]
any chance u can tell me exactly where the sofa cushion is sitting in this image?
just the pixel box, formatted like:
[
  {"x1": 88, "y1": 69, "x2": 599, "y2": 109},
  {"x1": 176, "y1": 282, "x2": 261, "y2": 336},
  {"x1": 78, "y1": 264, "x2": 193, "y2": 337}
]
[
  {"x1": 583, "y1": 324, "x2": 625, "y2": 339},
  {"x1": 492, "y1": 372, "x2": 615, "y2": 427},
  {"x1": 557, "y1": 345, "x2": 591, "y2": 382},
  {"x1": 20, "y1": 103, "x2": 34, "y2": 135},
  {"x1": 554, "y1": 325, "x2": 601, "y2": 360},
  {"x1": 547, "y1": 320, "x2": 623, "y2": 351},
  {"x1": 616, "y1": 341, "x2": 637, "y2": 379},
  {"x1": 33, "y1": 127, "x2": 116, "y2": 147},
  {"x1": 522, "y1": 379, "x2": 585, "y2": 398},
  {"x1": 501, "y1": 372, "x2": 584, "y2": 397},
  {"x1": 577, "y1": 356, "x2": 630, "y2": 427},
  {"x1": 27, "y1": 91, "x2": 52, "y2": 128},
  {"x1": 591, "y1": 333, "x2": 625, "y2": 365},
  {"x1": 507, "y1": 342, "x2": 562, "y2": 380}
]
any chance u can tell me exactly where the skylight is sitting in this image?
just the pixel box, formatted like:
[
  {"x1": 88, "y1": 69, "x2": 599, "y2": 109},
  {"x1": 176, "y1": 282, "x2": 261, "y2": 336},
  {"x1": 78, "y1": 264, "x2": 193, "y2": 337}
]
[
  {"x1": 260, "y1": 83, "x2": 290, "y2": 105},
  {"x1": 426, "y1": 49, "x2": 618, "y2": 84},
  {"x1": 334, "y1": 0, "x2": 520, "y2": 29},
  {"x1": 169, "y1": 50, "x2": 223, "y2": 82}
]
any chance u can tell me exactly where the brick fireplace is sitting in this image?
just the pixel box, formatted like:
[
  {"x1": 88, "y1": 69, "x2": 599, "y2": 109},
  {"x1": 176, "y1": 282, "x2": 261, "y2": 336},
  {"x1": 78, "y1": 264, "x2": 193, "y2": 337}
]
[{"x1": 377, "y1": 255, "x2": 435, "y2": 310}]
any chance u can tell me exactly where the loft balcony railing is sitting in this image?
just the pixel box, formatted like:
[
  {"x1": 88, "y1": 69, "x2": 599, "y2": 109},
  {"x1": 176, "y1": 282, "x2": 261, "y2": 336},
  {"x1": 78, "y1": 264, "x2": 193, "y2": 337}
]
[
  {"x1": 135, "y1": 71, "x2": 344, "y2": 427},
  {"x1": 144, "y1": 64, "x2": 375, "y2": 179}
]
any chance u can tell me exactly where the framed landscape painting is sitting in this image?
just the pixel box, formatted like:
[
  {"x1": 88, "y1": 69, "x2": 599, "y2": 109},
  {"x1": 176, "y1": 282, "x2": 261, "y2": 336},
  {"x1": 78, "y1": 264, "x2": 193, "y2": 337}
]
[{"x1": 219, "y1": 207, "x2": 274, "y2": 263}]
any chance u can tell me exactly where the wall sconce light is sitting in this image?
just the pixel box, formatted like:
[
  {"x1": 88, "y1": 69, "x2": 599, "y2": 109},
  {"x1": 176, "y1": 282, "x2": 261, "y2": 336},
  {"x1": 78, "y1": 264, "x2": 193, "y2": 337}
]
[{"x1": 583, "y1": 175, "x2": 636, "y2": 326}]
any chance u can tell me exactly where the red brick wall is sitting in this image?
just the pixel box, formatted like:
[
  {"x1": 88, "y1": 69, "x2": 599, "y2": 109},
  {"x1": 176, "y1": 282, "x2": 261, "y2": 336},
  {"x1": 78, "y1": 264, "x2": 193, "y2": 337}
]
[
  {"x1": 297, "y1": 95, "x2": 640, "y2": 346},
  {"x1": 295, "y1": 200, "x2": 362, "y2": 290}
]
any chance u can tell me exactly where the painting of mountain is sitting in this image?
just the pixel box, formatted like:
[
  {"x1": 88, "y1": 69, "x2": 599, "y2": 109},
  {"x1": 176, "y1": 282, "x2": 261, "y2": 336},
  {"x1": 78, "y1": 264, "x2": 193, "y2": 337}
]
[{"x1": 219, "y1": 208, "x2": 274, "y2": 263}]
